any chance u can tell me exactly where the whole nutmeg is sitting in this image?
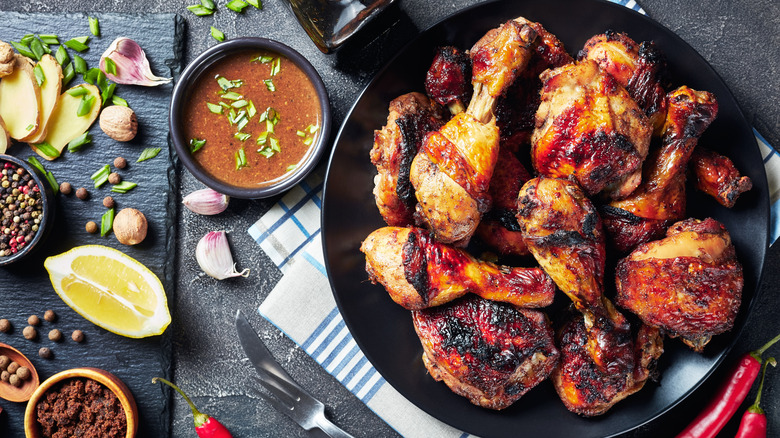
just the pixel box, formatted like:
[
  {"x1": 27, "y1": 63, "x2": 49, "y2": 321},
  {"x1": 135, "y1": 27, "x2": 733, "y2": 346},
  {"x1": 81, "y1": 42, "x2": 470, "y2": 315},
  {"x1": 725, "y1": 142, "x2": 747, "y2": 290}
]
[
  {"x1": 113, "y1": 208, "x2": 148, "y2": 245},
  {"x1": 100, "y1": 105, "x2": 138, "y2": 142}
]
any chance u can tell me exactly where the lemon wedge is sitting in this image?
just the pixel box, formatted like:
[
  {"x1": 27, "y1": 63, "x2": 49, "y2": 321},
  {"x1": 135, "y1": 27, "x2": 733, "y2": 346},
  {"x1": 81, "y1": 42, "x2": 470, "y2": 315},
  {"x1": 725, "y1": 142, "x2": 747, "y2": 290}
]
[{"x1": 44, "y1": 245, "x2": 171, "y2": 338}]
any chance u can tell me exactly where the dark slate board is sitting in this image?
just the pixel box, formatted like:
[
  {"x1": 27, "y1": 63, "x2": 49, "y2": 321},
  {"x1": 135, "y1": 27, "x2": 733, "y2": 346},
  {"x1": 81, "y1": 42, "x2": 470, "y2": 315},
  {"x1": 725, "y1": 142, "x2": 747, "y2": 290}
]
[{"x1": 0, "y1": 12, "x2": 183, "y2": 437}]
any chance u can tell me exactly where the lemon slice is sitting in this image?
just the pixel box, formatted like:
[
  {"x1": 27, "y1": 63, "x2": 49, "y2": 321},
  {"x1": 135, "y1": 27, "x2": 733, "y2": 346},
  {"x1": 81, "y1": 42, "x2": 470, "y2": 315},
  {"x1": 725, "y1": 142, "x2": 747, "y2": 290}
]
[{"x1": 44, "y1": 245, "x2": 171, "y2": 338}]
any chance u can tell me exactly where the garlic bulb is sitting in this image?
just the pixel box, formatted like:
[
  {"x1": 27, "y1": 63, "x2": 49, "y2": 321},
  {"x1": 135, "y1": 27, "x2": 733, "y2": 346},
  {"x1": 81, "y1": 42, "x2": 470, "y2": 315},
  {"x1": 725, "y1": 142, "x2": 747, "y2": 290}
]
[
  {"x1": 99, "y1": 37, "x2": 172, "y2": 86},
  {"x1": 183, "y1": 188, "x2": 230, "y2": 215},
  {"x1": 196, "y1": 231, "x2": 249, "y2": 280}
]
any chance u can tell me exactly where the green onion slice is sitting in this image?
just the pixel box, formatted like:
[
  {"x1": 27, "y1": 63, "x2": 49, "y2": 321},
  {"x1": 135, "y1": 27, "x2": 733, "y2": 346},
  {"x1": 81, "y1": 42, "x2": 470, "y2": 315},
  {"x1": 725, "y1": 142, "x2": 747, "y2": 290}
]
[
  {"x1": 231, "y1": 99, "x2": 248, "y2": 109},
  {"x1": 89, "y1": 17, "x2": 100, "y2": 37},
  {"x1": 207, "y1": 102, "x2": 223, "y2": 114},
  {"x1": 10, "y1": 42, "x2": 35, "y2": 59},
  {"x1": 66, "y1": 86, "x2": 89, "y2": 97},
  {"x1": 137, "y1": 147, "x2": 162, "y2": 162},
  {"x1": 211, "y1": 26, "x2": 225, "y2": 42},
  {"x1": 246, "y1": 101, "x2": 257, "y2": 118},
  {"x1": 226, "y1": 0, "x2": 249, "y2": 12},
  {"x1": 20, "y1": 34, "x2": 35, "y2": 45},
  {"x1": 62, "y1": 63, "x2": 75, "y2": 87},
  {"x1": 234, "y1": 132, "x2": 251, "y2": 141},
  {"x1": 35, "y1": 142, "x2": 60, "y2": 159},
  {"x1": 235, "y1": 148, "x2": 247, "y2": 169},
  {"x1": 29, "y1": 38, "x2": 44, "y2": 60},
  {"x1": 216, "y1": 76, "x2": 243, "y2": 90},
  {"x1": 101, "y1": 208, "x2": 115, "y2": 237},
  {"x1": 270, "y1": 57, "x2": 281, "y2": 76},
  {"x1": 67, "y1": 132, "x2": 92, "y2": 152},
  {"x1": 55, "y1": 45, "x2": 70, "y2": 66},
  {"x1": 111, "y1": 181, "x2": 138, "y2": 193},
  {"x1": 73, "y1": 55, "x2": 88, "y2": 74},
  {"x1": 64, "y1": 37, "x2": 89, "y2": 52},
  {"x1": 256, "y1": 132, "x2": 268, "y2": 145},
  {"x1": 201, "y1": 0, "x2": 216, "y2": 9},
  {"x1": 247, "y1": 0, "x2": 262, "y2": 8},
  {"x1": 104, "y1": 57, "x2": 118, "y2": 76},
  {"x1": 91, "y1": 164, "x2": 111, "y2": 187},
  {"x1": 77, "y1": 95, "x2": 95, "y2": 117},
  {"x1": 112, "y1": 95, "x2": 128, "y2": 107},
  {"x1": 33, "y1": 64, "x2": 46, "y2": 87},
  {"x1": 39, "y1": 34, "x2": 60, "y2": 45},
  {"x1": 221, "y1": 91, "x2": 243, "y2": 100},
  {"x1": 190, "y1": 138, "x2": 206, "y2": 153},
  {"x1": 187, "y1": 4, "x2": 215, "y2": 16},
  {"x1": 264, "y1": 79, "x2": 275, "y2": 92}
]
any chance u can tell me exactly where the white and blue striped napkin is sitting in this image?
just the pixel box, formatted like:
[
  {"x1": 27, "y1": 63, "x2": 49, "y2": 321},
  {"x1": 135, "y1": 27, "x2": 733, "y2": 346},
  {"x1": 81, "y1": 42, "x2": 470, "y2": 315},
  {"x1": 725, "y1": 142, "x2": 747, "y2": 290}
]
[{"x1": 248, "y1": 3, "x2": 779, "y2": 436}]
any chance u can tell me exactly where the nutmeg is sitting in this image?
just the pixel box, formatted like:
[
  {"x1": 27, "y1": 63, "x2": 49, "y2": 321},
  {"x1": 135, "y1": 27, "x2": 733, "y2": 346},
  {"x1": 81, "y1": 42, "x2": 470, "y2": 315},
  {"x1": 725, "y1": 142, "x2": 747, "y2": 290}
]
[
  {"x1": 113, "y1": 208, "x2": 148, "y2": 245},
  {"x1": 99, "y1": 105, "x2": 138, "y2": 142}
]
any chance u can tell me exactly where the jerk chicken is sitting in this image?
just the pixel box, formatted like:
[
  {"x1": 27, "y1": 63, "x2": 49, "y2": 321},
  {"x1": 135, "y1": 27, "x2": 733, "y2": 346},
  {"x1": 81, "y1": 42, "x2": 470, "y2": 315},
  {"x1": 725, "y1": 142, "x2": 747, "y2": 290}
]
[
  {"x1": 410, "y1": 19, "x2": 537, "y2": 245},
  {"x1": 424, "y1": 46, "x2": 472, "y2": 115},
  {"x1": 531, "y1": 59, "x2": 652, "y2": 199},
  {"x1": 690, "y1": 147, "x2": 753, "y2": 208},
  {"x1": 371, "y1": 92, "x2": 447, "y2": 226},
  {"x1": 412, "y1": 295, "x2": 559, "y2": 410},
  {"x1": 516, "y1": 176, "x2": 663, "y2": 416},
  {"x1": 616, "y1": 217, "x2": 743, "y2": 352},
  {"x1": 602, "y1": 86, "x2": 719, "y2": 253},
  {"x1": 361, "y1": 226, "x2": 554, "y2": 310}
]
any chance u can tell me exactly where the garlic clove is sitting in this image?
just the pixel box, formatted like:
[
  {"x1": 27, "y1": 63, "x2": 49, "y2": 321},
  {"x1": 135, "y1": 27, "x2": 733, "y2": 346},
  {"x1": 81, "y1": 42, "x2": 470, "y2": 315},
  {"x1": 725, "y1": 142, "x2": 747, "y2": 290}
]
[
  {"x1": 99, "y1": 37, "x2": 172, "y2": 86},
  {"x1": 182, "y1": 188, "x2": 230, "y2": 215},
  {"x1": 196, "y1": 231, "x2": 249, "y2": 280}
]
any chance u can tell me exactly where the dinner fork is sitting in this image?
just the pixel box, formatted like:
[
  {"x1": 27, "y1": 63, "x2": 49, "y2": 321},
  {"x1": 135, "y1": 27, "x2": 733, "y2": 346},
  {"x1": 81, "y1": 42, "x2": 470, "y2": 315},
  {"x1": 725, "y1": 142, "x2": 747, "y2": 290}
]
[{"x1": 235, "y1": 310, "x2": 354, "y2": 438}]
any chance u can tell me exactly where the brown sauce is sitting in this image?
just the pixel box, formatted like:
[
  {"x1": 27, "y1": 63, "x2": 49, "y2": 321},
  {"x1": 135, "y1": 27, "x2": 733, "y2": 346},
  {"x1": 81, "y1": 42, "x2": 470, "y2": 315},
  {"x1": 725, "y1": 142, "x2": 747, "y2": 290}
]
[{"x1": 184, "y1": 50, "x2": 322, "y2": 188}]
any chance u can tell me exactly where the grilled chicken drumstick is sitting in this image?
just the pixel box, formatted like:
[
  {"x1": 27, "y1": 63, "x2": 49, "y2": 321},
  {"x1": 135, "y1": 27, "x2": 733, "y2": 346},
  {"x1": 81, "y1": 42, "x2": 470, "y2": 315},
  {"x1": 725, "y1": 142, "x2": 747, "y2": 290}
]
[
  {"x1": 410, "y1": 19, "x2": 537, "y2": 245},
  {"x1": 690, "y1": 147, "x2": 753, "y2": 208},
  {"x1": 616, "y1": 217, "x2": 743, "y2": 352},
  {"x1": 412, "y1": 295, "x2": 559, "y2": 410},
  {"x1": 361, "y1": 226, "x2": 555, "y2": 310},
  {"x1": 425, "y1": 46, "x2": 472, "y2": 115},
  {"x1": 516, "y1": 176, "x2": 662, "y2": 416}
]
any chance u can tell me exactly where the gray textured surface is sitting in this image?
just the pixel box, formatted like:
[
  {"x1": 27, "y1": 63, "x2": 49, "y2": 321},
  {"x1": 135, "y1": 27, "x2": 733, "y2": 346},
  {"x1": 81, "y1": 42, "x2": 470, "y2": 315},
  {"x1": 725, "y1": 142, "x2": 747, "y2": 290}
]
[{"x1": 0, "y1": 0, "x2": 777, "y2": 437}]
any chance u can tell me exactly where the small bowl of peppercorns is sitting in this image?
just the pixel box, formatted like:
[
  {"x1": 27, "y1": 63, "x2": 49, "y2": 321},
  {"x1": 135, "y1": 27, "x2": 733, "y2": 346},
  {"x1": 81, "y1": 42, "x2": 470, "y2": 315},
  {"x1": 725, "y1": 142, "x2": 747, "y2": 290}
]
[{"x1": 0, "y1": 154, "x2": 55, "y2": 266}]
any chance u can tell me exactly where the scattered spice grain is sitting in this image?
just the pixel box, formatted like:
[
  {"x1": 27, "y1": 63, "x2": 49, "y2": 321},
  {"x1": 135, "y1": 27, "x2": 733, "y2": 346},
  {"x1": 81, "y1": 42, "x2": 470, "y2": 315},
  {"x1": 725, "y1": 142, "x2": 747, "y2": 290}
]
[
  {"x1": 16, "y1": 366, "x2": 30, "y2": 380},
  {"x1": 0, "y1": 355, "x2": 9, "y2": 369},
  {"x1": 0, "y1": 161, "x2": 45, "y2": 257},
  {"x1": 48, "y1": 329, "x2": 62, "y2": 342},
  {"x1": 23, "y1": 325, "x2": 37, "y2": 340},
  {"x1": 28, "y1": 314, "x2": 40, "y2": 326},
  {"x1": 1, "y1": 370, "x2": 9, "y2": 382},
  {"x1": 75, "y1": 187, "x2": 89, "y2": 200},
  {"x1": 44, "y1": 309, "x2": 57, "y2": 322},
  {"x1": 108, "y1": 172, "x2": 121, "y2": 185},
  {"x1": 59, "y1": 182, "x2": 73, "y2": 195},
  {"x1": 113, "y1": 156, "x2": 127, "y2": 169},
  {"x1": 0, "y1": 318, "x2": 10, "y2": 333},
  {"x1": 8, "y1": 374, "x2": 20, "y2": 387},
  {"x1": 38, "y1": 347, "x2": 52, "y2": 359},
  {"x1": 103, "y1": 196, "x2": 115, "y2": 208},
  {"x1": 71, "y1": 330, "x2": 85, "y2": 343},
  {"x1": 7, "y1": 361, "x2": 18, "y2": 374},
  {"x1": 85, "y1": 221, "x2": 98, "y2": 234}
]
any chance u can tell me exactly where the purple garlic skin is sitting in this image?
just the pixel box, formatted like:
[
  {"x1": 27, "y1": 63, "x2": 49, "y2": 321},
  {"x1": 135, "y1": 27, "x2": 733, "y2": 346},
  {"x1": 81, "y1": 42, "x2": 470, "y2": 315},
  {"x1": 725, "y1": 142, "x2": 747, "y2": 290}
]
[
  {"x1": 100, "y1": 37, "x2": 172, "y2": 86},
  {"x1": 183, "y1": 188, "x2": 230, "y2": 215}
]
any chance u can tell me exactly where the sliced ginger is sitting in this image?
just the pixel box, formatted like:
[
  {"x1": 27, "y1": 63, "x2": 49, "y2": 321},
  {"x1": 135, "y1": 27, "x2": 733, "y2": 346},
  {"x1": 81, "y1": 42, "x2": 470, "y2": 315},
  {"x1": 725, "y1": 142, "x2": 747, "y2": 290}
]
[
  {"x1": 0, "y1": 55, "x2": 42, "y2": 142},
  {"x1": 26, "y1": 54, "x2": 63, "y2": 144},
  {"x1": 0, "y1": 116, "x2": 9, "y2": 154},
  {"x1": 31, "y1": 83, "x2": 101, "y2": 160}
]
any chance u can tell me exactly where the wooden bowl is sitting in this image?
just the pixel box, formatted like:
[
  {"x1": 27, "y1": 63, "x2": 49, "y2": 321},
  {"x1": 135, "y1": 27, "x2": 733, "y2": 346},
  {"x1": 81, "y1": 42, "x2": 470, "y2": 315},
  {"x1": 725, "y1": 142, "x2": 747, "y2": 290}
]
[
  {"x1": 0, "y1": 342, "x2": 39, "y2": 402},
  {"x1": 23, "y1": 367, "x2": 138, "y2": 438}
]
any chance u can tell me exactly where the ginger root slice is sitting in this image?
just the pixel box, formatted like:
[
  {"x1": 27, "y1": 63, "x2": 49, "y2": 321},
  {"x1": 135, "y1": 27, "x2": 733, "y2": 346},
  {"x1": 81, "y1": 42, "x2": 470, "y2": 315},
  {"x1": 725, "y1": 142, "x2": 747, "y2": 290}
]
[
  {"x1": 0, "y1": 55, "x2": 42, "y2": 142},
  {"x1": 26, "y1": 55, "x2": 63, "y2": 144},
  {"x1": 31, "y1": 83, "x2": 101, "y2": 160}
]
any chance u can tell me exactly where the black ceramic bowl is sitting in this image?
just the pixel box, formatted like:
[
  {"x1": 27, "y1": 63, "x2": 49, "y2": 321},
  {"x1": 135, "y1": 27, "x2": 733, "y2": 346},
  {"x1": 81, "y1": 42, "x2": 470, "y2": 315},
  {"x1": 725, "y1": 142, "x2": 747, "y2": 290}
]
[
  {"x1": 169, "y1": 38, "x2": 331, "y2": 199},
  {"x1": 0, "y1": 154, "x2": 55, "y2": 266}
]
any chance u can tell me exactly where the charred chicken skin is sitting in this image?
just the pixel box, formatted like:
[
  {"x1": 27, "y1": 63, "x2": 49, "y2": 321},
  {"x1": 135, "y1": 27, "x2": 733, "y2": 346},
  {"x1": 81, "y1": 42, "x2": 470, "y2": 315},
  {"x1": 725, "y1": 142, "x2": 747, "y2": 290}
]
[
  {"x1": 516, "y1": 176, "x2": 660, "y2": 416},
  {"x1": 616, "y1": 217, "x2": 743, "y2": 352},
  {"x1": 371, "y1": 92, "x2": 447, "y2": 226},
  {"x1": 602, "y1": 86, "x2": 718, "y2": 253},
  {"x1": 425, "y1": 46, "x2": 473, "y2": 115},
  {"x1": 578, "y1": 30, "x2": 669, "y2": 133},
  {"x1": 690, "y1": 147, "x2": 753, "y2": 208},
  {"x1": 361, "y1": 226, "x2": 555, "y2": 310},
  {"x1": 531, "y1": 59, "x2": 652, "y2": 199},
  {"x1": 411, "y1": 19, "x2": 537, "y2": 245},
  {"x1": 412, "y1": 295, "x2": 559, "y2": 410}
]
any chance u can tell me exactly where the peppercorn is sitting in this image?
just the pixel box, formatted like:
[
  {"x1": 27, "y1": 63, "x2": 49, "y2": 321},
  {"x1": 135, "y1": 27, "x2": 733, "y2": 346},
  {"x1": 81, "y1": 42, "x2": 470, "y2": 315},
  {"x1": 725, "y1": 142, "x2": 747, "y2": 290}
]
[
  {"x1": 85, "y1": 221, "x2": 98, "y2": 234},
  {"x1": 103, "y1": 196, "x2": 115, "y2": 208},
  {"x1": 48, "y1": 329, "x2": 62, "y2": 342},
  {"x1": 8, "y1": 373, "x2": 20, "y2": 387},
  {"x1": 0, "y1": 355, "x2": 9, "y2": 369},
  {"x1": 6, "y1": 361, "x2": 18, "y2": 374},
  {"x1": 27, "y1": 314, "x2": 40, "y2": 326},
  {"x1": 108, "y1": 172, "x2": 122, "y2": 185},
  {"x1": 0, "y1": 370, "x2": 9, "y2": 382},
  {"x1": 59, "y1": 182, "x2": 73, "y2": 195},
  {"x1": 44, "y1": 309, "x2": 56, "y2": 322},
  {"x1": 38, "y1": 347, "x2": 52, "y2": 359},
  {"x1": 71, "y1": 330, "x2": 85, "y2": 343},
  {"x1": 0, "y1": 318, "x2": 10, "y2": 333},
  {"x1": 16, "y1": 366, "x2": 30, "y2": 380},
  {"x1": 113, "y1": 156, "x2": 127, "y2": 169},
  {"x1": 76, "y1": 187, "x2": 89, "y2": 200},
  {"x1": 22, "y1": 326, "x2": 36, "y2": 340}
]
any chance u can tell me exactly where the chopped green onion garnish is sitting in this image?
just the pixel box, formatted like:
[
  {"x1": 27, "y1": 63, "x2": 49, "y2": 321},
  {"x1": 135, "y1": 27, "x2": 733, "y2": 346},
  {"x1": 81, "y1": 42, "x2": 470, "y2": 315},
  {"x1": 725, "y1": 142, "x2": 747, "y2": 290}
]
[
  {"x1": 254, "y1": 55, "x2": 273, "y2": 63},
  {"x1": 190, "y1": 138, "x2": 206, "y2": 153},
  {"x1": 216, "y1": 76, "x2": 243, "y2": 90},
  {"x1": 246, "y1": 100, "x2": 257, "y2": 118},
  {"x1": 137, "y1": 147, "x2": 162, "y2": 162},
  {"x1": 307, "y1": 124, "x2": 319, "y2": 134},
  {"x1": 95, "y1": 69, "x2": 108, "y2": 89},
  {"x1": 89, "y1": 17, "x2": 100, "y2": 36},
  {"x1": 35, "y1": 142, "x2": 60, "y2": 159},
  {"x1": 101, "y1": 208, "x2": 115, "y2": 237},
  {"x1": 33, "y1": 64, "x2": 46, "y2": 87},
  {"x1": 303, "y1": 137, "x2": 314, "y2": 146},
  {"x1": 110, "y1": 181, "x2": 138, "y2": 193},
  {"x1": 104, "y1": 57, "x2": 117, "y2": 76},
  {"x1": 264, "y1": 79, "x2": 275, "y2": 92},
  {"x1": 77, "y1": 95, "x2": 95, "y2": 117},
  {"x1": 66, "y1": 86, "x2": 89, "y2": 97},
  {"x1": 26, "y1": 156, "x2": 45, "y2": 173},
  {"x1": 39, "y1": 34, "x2": 59, "y2": 45},
  {"x1": 67, "y1": 132, "x2": 92, "y2": 152},
  {"x1": 29, "y1": 38, "x2": 44, "y2": 60},
  {"x1": 296, "y1": 130, "x2": 306, "y2": 137},
  {"x1": 25, "y1": 124, "x2": 34, "y2": 132},
  {"x1": 207, "y1": 102, "x2": 223, "y2": 114},
  {"x1": 73, "y1": 54, "x2": 87, "y2": 74},
  {"x1": 20, "y1": 34, "x2": 35, "y2": 45},
  {"x1": 62, "y1": 63, "x2": 75, "y2": 86},
  {"x1": 112, "y1": 95, "x2": 128, "y2": 107},
  {"x1": 211, "y1": 26, "x2": 225, "y2": 42},
  {"x1": 91, "y1": 164, "x2": 111, "y2": 187},
  {"x1": 201, "y1": 0, "x2": 216, "y2": 9},
  {"x1": 234, "y1": 132, "x2": 251, "y2": 141},
  {"x1": 231, "y1": 99, "x2": 248, "y2": 109},
  {"x1": 235, "y1": 148, "x2": 247, "y2": 169},
  {"x1": 269, "y1": 136, "x2": 280, "y2": 152},
  {"x1": 64, "y1": 37, "x2": 89, "y2": 52},
  {"x1": 236, "y1": 114, "x2": 249, "y2": 131},
  {"x1": 256, "y1": 132, "x2": 268, "y2": 145},
  {"x1": 221, "y1": 91, "x2": 242, "y2": 100},
  {"x1": 11, "y1": 41, "x2": 35, "y2": 59},
  {"x1": 258, "y1": 146, "x2": 275, "y2": 158},
  {"x1": 101, "y1": 83, "x2": 117, "y2": 106},
  {"x1": 55, "y1": 45, "x2": 70, "y2": 66},
  {"x1": 247, "y1": 0, "x2": 262, "y2": 8},
  {"x1": 187, "y1": 4, "x2": 215, "y2": 16},
  {"x1": 226, "y1": 0, "x2": 249, "y2": 12},
  {"x1": 270, "y1": 57, "x2": 281, "y2": 76},
  {"x1": 265, "y1": 119, "x2": 275, "y2": 133},
  {"x1": 286, "y1": 164, "x2": 297, "y2": 172}
]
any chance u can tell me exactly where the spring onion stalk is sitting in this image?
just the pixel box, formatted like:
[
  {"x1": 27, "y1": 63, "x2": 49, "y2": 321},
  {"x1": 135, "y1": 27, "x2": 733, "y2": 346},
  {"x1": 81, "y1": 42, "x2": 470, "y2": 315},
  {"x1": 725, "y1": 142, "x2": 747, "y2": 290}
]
[
  {"x1": 211, "y1": 26, "x2": 225, "y2": 42},
  {"x1": 35, "y1": 142, "x2": 60, "y2": 159},
  {"x1": 64, "y1": 37, "x2": 90, "y2": 52},
  {"x1": 55, "y1": 45, "x2": 70, "y2": 66},
  {"x1": 247, "y1": 0, "x2": 262, "y2": 8},
  {"x1": 207, "y1": 103, "x2": 223, "y2": 114},
  {"x1": 62, "y1": 63, "x2": 75, "y2": 86},
  {"x1": 101, "y1": 82, "x2": 117, "y2": 106},
  {"x1": 226, "y1": 0, "x2": 249, "y2": 12},
  {"x1": 89, "y1": 17, "x2": 100, "y2": 36},
  {"x1": 77, "y1": 95, "x2": 95, "y2": 117},
  {"x1": 33, "y1": 64, "x2": 46, "y2": 87},
  {"x1": 91, "y1": 164, "x2": 111, "y2": 187},
  {"x1": 187, "y1": 4, "x2": 215, "y2": 16},
  {"x1": 39, "y1": 34, "x2": 60, "y2": 45},
  {"x1": 11, "y1": 41, "x2": 35, "y2": 59},
  {"x1": 190, "y1": 138, "x2": 206, "y2": 153},
  {"x1": 73, "y1": 55, "x2": 87, "y2": 74},
  {"x1": 67, "y1": 132, "x2": 92, "y2": 152},
  {"x1": 29, "y1": 38, "x2": 44, "y2": 60},
  {"x1": 110, "y1": 181, "x2": 137, "y2": 193},
  {"x1": 66, "y1": 85, "x2": 89, "y2": 97},
  {"x1": 112, "y1": 95, "x2": 128, "y2": 107},
  {"x1": 137, "y1": 147, "x2": 162, "y2": 162},
  {"x1": 100, "y1": 208, "x2": 115, "y2": 237}
]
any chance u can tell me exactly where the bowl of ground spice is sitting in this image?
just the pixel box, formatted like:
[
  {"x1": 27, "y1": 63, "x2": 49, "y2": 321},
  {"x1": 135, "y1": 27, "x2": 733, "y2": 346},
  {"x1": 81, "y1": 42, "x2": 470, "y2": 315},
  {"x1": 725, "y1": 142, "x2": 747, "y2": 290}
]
[
  {"x1": 0, "y1": 154, "x2": 55, "y2": 266},
  {"x1": 23, "y1": 367, "x2": 138, "y2": 438}
]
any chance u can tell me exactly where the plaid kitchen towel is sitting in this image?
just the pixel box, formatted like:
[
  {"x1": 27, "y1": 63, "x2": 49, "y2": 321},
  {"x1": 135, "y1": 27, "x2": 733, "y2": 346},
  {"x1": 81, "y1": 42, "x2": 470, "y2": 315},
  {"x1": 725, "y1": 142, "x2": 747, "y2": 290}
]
[{"x1": 249, "y1": 3, "x2": 779, "y2": 437}]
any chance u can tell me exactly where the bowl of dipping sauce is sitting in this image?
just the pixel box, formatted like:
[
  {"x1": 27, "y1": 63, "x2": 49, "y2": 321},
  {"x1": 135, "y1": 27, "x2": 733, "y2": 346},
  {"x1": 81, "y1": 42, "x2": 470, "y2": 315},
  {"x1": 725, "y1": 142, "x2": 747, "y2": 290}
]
[
  {"x1": 0, "y1": 154, "x2": 55, "y2": 266},
  {"x1": 24, "y1": 367, "x2": 138, "y2": 438},
  {"x1": 170, "y1": 38, "x2": 331, "y2": 199}
]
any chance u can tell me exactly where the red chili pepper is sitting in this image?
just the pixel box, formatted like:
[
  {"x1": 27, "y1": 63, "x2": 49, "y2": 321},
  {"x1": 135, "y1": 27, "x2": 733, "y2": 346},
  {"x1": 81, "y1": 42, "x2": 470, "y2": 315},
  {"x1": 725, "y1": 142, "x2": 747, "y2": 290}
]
[
  {"x1": 153, "y1": 377, "x2": 233, "y2": 438},
  {"x1": 676, "y1": 332, "x2": 780, "y2": 438},
  {"x1": 735, "y1": 357, "x2": 776, "y2": 438}
]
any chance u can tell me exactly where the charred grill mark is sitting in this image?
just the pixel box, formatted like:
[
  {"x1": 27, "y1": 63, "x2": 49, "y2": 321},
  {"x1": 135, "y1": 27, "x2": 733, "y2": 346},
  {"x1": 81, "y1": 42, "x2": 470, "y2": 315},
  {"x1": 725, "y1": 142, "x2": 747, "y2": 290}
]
[
  {"x1": 600, "y1": 205, "x2": 643, "y2": 224},
  {"x1": 396, "y1": 114, "x2": 446, "y2": 206},
  {"x1": 531, "y1": 229, "x2": 592, "y2": 247},
  {"x1": 402, "y1": 229, "x2": 430, "y2": 303},
  {"x1": 484, "y1": 208, "x2": 523, "y2": 231}
]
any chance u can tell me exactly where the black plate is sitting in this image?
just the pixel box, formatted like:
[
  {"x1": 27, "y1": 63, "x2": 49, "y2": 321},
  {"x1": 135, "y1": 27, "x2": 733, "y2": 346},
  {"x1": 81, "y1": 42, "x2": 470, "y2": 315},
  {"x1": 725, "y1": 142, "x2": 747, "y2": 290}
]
[{"x1": 321, "y1": 1, "x2": 769, "y2": 436}]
